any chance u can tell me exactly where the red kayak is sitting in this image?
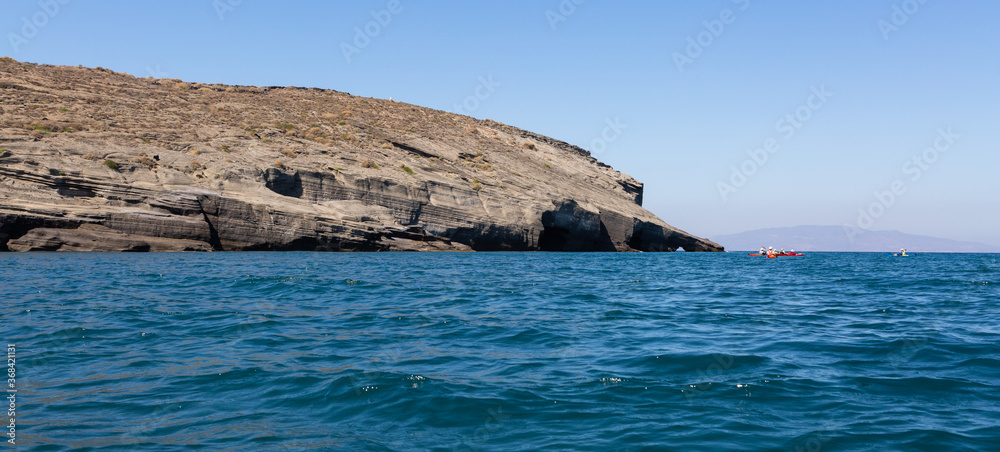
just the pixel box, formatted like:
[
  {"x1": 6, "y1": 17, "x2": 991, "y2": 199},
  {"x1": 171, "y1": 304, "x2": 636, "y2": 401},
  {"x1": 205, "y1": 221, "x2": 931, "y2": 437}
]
[{"x1": 748, "y1": 253, "x2": 804, "y2": 257}]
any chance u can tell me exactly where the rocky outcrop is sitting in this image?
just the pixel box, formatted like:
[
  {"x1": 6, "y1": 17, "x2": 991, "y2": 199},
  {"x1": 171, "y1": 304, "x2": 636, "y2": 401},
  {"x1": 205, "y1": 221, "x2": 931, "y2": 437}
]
[
  {"x1": 7, "y1": 224, "x2": 214, "y2": 252},
  {"x1": 0, "y1": 58, "x2": 723, "y2": 252}
]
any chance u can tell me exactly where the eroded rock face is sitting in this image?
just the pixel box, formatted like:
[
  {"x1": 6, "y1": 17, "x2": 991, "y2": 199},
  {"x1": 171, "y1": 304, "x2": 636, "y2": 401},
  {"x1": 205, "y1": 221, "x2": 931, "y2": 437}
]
[
  {"x1": 7, "y1": 224, "x2": 214, "y2": 252},
  {"x1": 0, "y1": 58, "x2": 723, "y2": 252}
]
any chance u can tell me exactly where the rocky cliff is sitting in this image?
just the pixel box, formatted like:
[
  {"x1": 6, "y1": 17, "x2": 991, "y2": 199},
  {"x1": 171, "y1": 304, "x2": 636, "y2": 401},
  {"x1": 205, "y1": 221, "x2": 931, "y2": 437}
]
[{"x1": 0, "y1": 58, "x2": 722, "y2": 252}]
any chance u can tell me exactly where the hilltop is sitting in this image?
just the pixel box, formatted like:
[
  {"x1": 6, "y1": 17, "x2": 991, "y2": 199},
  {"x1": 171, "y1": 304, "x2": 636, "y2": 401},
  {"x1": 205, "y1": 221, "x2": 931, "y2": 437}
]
[{"x1": 0, "y1": 58, "x2": 721, "y2": 252}]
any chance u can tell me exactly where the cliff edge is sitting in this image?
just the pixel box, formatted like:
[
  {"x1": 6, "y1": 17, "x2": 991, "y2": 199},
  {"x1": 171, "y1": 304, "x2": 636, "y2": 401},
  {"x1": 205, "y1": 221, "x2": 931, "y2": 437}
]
[{"x1": 0, "y1": 58, "x2": 722, "y2": 252}]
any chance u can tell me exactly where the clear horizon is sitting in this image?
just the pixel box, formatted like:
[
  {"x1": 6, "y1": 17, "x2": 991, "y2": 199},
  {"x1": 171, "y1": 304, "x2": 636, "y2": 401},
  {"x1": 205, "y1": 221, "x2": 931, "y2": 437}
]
[{"x1": 4, "y1": 0, "x2": 997, "y2": 246}]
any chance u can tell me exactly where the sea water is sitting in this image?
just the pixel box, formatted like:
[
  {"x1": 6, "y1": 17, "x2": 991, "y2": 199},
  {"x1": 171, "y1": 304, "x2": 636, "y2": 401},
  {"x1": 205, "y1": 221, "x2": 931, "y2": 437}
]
[{"x1": 2, "y1": 252, "x2": 999, "y2": 451}]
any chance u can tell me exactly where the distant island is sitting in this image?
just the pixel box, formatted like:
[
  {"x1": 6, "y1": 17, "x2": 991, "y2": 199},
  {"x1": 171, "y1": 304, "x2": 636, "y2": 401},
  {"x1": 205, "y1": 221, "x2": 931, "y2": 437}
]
[
  {"x1": 0, "y1": 58, "x2": 722, "y2": 252},
  {"x1": 712, "y1": 225, "x2": 1000, "y2": 252}
]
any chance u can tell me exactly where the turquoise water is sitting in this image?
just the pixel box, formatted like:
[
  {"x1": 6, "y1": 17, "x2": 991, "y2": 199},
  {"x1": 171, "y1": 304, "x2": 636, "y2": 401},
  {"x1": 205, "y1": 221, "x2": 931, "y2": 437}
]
[{"x1": 3, "y1": 252, "x2": 999, "y2": 451}]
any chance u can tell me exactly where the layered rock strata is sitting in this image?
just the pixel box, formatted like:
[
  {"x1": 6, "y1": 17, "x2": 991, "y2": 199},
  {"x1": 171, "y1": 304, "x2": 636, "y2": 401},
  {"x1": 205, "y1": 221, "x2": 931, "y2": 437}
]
[{"x1": 0, "y1": 58, "x2": 722, "y2": 252}]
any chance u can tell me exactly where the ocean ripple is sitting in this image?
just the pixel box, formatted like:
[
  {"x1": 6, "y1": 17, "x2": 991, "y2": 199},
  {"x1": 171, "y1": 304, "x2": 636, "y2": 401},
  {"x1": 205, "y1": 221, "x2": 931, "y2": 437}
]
[{"x1": 2, "y1": 251, "x2": 999, "y2": 450}]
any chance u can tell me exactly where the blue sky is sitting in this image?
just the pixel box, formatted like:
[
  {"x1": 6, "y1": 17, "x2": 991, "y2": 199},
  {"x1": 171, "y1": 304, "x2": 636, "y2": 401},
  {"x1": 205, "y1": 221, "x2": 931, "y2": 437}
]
[{"x1": 4, "y1": 1, "x2": 999, "y2": 246}]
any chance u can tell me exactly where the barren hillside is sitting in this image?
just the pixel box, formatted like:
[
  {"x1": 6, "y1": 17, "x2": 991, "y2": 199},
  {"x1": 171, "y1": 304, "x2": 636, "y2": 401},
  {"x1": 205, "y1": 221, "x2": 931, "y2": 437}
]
[{"x1": 0, "y1": 57, "x2": 722, "y2": 252}]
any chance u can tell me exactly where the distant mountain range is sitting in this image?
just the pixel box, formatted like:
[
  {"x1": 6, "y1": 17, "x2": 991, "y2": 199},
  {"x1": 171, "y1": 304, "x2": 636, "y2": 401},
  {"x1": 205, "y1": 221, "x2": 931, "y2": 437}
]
[{"x1": 712, "y1": 225, "x2": 1000, "y2": 252}]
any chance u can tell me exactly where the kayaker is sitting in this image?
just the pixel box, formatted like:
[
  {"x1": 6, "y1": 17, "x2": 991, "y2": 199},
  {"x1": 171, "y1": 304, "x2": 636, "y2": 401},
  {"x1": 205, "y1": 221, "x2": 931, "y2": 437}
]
[
  {"x1": 767, "y1": 246, "x2": 775, "y2": 257},
  {"x1": 780, "y1": 248, "x2": 785, "y2": 255},
  {"x1": 900, "y1": 248, "x2": 907, "y2": 256}
]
